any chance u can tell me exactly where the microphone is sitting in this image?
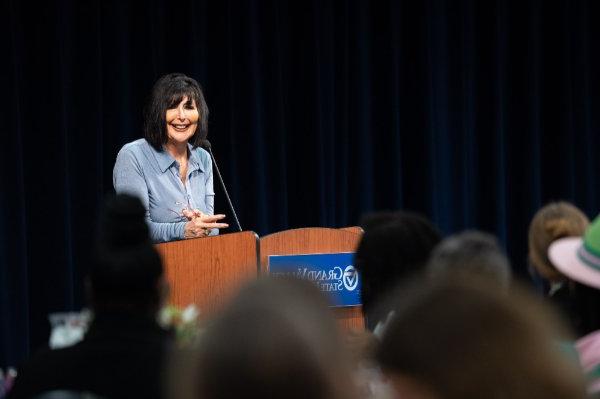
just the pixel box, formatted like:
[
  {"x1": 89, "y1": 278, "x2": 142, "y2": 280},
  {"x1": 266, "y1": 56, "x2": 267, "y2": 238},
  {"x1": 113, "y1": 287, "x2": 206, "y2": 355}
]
[{"x1": 200, "y1": 139, "x2": 243, "y2": 232}]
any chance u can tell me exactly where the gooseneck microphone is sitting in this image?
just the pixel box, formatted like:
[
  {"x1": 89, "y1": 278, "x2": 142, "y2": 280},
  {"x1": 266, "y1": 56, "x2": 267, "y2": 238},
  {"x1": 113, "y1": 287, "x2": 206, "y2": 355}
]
[{"x1": 201, "y1": 139, "x2": 243, "y2": 232}]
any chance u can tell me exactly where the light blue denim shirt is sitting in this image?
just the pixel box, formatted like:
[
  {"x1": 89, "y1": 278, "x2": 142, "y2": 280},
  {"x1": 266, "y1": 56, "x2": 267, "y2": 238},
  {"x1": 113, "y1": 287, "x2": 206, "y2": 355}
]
[{"x1": 113, "y1": 138, "x2": 215, "y2": 243}]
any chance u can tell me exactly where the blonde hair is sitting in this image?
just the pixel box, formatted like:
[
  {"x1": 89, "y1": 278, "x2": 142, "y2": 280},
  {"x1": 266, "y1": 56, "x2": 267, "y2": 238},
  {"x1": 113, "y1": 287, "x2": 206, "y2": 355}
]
[{"x1": 528, "y1": 201, "x2": 589, "y2": 281}]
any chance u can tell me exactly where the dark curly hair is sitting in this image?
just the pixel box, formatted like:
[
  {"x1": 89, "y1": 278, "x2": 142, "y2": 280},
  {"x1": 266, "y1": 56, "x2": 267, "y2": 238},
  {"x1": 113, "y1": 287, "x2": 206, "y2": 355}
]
[
  {"x1": 144, "y1": 73, "x2": 209, "y2": 151},
  {"x1": 355, "y1": 211, "x2": 441, "y2": 328},
  {"x1": 90, "y1": 194, "x2": 164, "y2": 313}
]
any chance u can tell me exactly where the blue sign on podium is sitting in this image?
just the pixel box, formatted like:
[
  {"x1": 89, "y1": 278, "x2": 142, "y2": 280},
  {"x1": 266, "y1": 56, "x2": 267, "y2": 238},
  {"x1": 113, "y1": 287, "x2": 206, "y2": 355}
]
[{"x1": 268, "y1": 252, "x2": 362, "y2": 307}]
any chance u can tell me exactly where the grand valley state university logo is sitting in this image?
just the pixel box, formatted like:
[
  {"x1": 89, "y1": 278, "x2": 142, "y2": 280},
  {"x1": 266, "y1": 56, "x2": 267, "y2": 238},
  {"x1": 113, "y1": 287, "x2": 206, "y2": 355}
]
[
  {"x1": 342, "y1": 265, "x2": 359, "y2": 291},
  {"x1": 268, "y1": 253, "x2": 362, "y2": 307}
]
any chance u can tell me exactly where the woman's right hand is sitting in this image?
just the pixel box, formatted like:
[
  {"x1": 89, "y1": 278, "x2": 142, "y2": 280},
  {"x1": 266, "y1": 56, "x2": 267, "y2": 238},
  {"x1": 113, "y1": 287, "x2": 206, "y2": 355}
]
[{"x1": 183, "y1": 212, "x2": 228, "y2": 239}]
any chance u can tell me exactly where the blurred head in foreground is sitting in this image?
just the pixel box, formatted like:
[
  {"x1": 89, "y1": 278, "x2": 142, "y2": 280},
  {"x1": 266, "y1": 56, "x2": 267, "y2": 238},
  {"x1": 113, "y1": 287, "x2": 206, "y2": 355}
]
[
  {"x1": 375, "y1": 277, "x2": 586, "y2": 399},
  {"x1": 548, "y1": 213, "x2": 600, "y2": 337},
  {"x1": 88, "y1": 193, "x2": 165, "y2": 316},
  {"x1": 194, "y1": 277, "x2": 356, "y2": 399},
  {"x1": 528, "y1": 201, "x2": 599, "y2": 336},
  {"x1": 355, "y1": 211, "x2": 441, "y2": 328},
  {"x1": 529, "y1": 201, "x2": 589, "y2": 283},
  {"x1": 427, "y1": 230, "x2": 511, "y2": 290}
]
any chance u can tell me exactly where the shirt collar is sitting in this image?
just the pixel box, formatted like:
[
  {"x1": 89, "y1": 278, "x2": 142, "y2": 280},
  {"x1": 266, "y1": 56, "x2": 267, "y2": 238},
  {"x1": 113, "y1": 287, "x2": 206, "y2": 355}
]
[
  {"x1": 154, "y1": 146, "x2": 176, "y2": 173},
  {"x1": 155, "y1": 143, "x2": 205, "y2": 173}
]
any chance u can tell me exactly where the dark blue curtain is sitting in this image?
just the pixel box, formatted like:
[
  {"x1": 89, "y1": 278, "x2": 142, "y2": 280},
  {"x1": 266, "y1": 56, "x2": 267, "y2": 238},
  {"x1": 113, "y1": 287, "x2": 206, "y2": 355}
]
[{"x1": 3, "y1": 0, "x2": 600, "y2": 367}]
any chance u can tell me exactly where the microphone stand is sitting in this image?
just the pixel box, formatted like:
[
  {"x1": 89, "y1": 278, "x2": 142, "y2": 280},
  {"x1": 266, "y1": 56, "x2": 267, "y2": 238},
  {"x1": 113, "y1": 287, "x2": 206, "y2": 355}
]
[{"x1": 204, "y1": 141, "x2": 243, "y2": 232}]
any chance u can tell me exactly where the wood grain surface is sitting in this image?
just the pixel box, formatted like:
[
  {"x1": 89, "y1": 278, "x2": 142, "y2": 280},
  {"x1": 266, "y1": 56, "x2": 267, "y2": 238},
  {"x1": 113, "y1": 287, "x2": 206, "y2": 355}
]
[
  {"x1": 339, "y1": 226, "x2": 364, "y2": 235},
  {"x1": 156, "y1": 231, "x2": 259, "y2": 315}
]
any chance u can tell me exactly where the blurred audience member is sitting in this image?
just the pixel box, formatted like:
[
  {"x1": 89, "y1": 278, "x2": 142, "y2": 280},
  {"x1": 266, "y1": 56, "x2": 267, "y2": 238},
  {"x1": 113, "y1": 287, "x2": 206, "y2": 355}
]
[
  {"x1": 355, "y1": 211, "x2": 441, "y2": 331},
  {"x1": 358, "y1": 211, "x2": 398, "y2": 233},
  {"x1": 427, "y1": 230, "x2": 511, "y2": 289},
  {"x1": 9, "y1": 194, "x2": 172, "y2": 399},
  {"x1": 186, "y1": 277, "x2": 357, "y2": 399},
  {"x1": 528, "y1": 201, "x2": 588, "y2": 298},
  {"x1": 376, "y1": 277, "x2": 586, "y2": 399},
  {"x1": 550, "y1": 214, "x2": 600, "y2": 396}
]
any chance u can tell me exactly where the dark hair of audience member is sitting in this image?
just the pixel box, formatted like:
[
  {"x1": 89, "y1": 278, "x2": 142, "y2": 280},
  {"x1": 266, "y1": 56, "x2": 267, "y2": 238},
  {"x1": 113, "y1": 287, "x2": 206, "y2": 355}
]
[
  {"x1": 427, "y1": 230, "x2": 511, "y2": 289},
  {"x1": 88, "y1": 194, "x2": 164, "y2": 316},
  {"x1": 568, "y1": 282, "x2": 600, "y2": 337},
  {"x1": 375, "y1": 277, "x2": 586, "y2": 399},
  {"x1": 191, "y1": 277, "x2": 356, "y2": 399},
  {"x1": 354, "y1": 211, "x2": 441, "y2": 329},
  {"x1": 358, "y1": 211, "x2": 398, "y2": 232}
]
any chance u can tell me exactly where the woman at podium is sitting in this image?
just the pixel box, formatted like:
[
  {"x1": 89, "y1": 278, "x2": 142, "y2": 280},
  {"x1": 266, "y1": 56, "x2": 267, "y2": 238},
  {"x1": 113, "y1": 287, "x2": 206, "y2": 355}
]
[{"x1": 113, "y1": 73, "x2": 228, "y2": 243}]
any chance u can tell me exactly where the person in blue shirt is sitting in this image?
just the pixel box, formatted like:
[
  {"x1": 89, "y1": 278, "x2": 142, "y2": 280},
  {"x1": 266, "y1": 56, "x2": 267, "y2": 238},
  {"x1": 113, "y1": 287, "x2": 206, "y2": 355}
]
[{"x1": 114, "y1": 73, "x2": 228, "y2": 243}]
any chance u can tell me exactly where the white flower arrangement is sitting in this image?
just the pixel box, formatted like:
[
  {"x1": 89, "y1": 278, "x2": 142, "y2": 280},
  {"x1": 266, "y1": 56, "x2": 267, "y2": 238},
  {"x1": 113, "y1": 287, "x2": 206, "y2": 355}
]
[
  {"x1": 158, "y1": 304, "x2": 202, "y2": 347},
  {"x1": 48, "y1": 310, "x2": 92, "y2": 349},
  {"x1": 47, "y1": 305, "x2": 202, "y2": 350}
]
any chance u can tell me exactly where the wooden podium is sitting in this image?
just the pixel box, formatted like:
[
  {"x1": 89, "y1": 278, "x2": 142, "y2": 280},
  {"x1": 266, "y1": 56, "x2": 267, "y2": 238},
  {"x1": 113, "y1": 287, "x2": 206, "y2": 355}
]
[
  {"x1": 155, "y1": 231, "x2": 259, "y2": 314},
  {"x1": 260, "y1": 228, "x2": 364, "y2": 331},
  {"x1": 157, "y1": 227, "x2": 364, "y2": 330}
]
